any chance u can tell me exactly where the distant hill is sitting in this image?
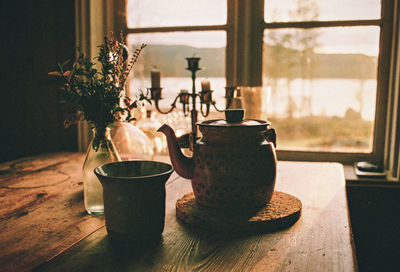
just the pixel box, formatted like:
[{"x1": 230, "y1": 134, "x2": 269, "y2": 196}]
[
  {"x1": 131, "y1": 44, "x2": 377, "y2": 79},
  {"x1": 313, "y1": 53, "x2": 377, "y2": 79},
  {"x1": 132, "y1": 44, "x2": 225, "y2": 78}
]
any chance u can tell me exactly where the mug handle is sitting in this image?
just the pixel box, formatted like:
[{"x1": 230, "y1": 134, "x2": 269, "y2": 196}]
[{"x1": 263, "y1": 128, "x2": 276, "y2": 148}]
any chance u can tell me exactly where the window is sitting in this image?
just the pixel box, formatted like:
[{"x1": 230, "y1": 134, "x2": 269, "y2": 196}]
[
  {"x1": 261, "y1": 0, "x2": 391, "y2": 163},
  {"x1": 121, "y1": 0, "x2": 396, "y2": 165}
]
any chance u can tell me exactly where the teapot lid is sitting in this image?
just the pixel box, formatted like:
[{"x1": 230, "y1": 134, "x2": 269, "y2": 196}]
[{"x1": 198, "y1": 109, "x2": 270, "y2": 128}]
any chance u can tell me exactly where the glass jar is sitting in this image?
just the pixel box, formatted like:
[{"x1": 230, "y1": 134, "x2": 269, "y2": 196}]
[
  {"x1": 82, "y1": 127, "x2": 121, "y2": 215},
  {"x1": 110, "y1": 120, "x2": 154, "y2": 161},
  {"x1": 136, "y1": 110, "x2": 168, "y2": 156}
]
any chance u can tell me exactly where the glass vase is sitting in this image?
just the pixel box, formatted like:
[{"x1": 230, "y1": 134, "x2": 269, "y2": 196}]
[{"x1": 83, "y1": 127, "x2": 121, "y2": 215}]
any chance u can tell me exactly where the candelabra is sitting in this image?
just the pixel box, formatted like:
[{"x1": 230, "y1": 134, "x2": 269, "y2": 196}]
[{"x1": 148, "y1": 57, "x2": 238, "y2": 149}]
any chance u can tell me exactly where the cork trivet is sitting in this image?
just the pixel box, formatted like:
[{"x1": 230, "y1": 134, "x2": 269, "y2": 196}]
[{"x1": 176, "y1": 191, "x2": 301, "y2": 233}]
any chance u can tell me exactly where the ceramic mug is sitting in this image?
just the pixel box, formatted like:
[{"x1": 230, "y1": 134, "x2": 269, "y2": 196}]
[{"x1": 94, "y1": 160, "x2": 173, "y2": 242}]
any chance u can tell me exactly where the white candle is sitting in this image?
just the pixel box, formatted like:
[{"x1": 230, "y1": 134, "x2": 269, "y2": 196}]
[
  {"x1": 151, "y1": 68, "x2": 161, "y2": 88},
  {"x1": 201, "y1": 79, "x2": 211, "y2": 91}
]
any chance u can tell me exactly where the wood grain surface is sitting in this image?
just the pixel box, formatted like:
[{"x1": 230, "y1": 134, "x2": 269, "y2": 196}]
[
  {"x1": 27, "y1": 159, "x2": 356, "y2": 272},
  {"x1": 0, "y1": 153, "x2": 106, "y2": 272}
]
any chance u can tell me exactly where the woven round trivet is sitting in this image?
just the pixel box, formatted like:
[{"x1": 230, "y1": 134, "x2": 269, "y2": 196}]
[{"x1": 176, "y1": 191, "x2": 301, "y2": 233}]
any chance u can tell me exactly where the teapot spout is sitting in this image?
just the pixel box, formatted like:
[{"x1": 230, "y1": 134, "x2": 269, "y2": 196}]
[{"x1": 157, "y1": 124, "x2": 194, "y2": 179}]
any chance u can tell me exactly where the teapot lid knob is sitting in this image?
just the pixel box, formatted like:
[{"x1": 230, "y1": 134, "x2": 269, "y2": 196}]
[{"x1": 225, "y1": 109, "x2": 245, "y2": 123}]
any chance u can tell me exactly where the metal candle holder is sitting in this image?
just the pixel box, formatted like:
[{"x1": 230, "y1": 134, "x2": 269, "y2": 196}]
[{"x1": 148, "y1": 57, "x2": 239, "y2": 149}]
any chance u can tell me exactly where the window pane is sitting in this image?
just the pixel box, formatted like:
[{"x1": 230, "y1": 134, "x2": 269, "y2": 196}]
[
  {"x1": 262, "y1": 26, "x2": 380, "y2": 152},
  {"x1": 127, "y1": 31, "x2": 226, "y2": 132},
  {"x1": 265, "y1": 0, "x2": 381, "y2": 22},
  {"x1": 127, "y1": 0, "x2": 227, "y2": 28}
]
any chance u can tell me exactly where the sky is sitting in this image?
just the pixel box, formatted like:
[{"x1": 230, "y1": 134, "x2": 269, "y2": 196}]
[
  {"x1": 127, "y1": 0, "x2": 381, "y2": 56},
  {"x1": 264, "y1": 0, "x2": 380, "y2": 22}
]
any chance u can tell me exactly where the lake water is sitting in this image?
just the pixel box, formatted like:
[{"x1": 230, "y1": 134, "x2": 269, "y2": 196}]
[{"x1": 130, "y1": 77, "x2": 377, "y2": 121}]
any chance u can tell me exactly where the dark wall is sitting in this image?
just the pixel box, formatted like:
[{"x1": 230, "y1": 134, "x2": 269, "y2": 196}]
[
  {"x1": 0, "y1": 1, "x2": 77, "y2": 163},
  {"x1": 347, "y1": 185, "x2": 400, "y2": 272}
]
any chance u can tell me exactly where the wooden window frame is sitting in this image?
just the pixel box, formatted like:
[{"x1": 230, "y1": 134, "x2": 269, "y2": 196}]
[{"x1": 384, "y1": 0, "x2": 400, "y2": 180}]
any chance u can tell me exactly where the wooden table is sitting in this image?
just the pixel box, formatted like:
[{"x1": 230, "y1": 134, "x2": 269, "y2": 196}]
[{"x1": 0, "y1": 152, "x2": 356, "y2": 271}]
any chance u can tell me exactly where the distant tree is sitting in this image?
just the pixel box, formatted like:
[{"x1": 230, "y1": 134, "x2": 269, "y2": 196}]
[
  {"x1": 290, "y1": 0, "x2": 320, "y2": 117},
  {"x1": 356, "y1": 55, "x2": 372, "y2": 118},
  {"x1": 264, "y1": 31, "x2": 298, "y2": 118},
  {"x1": 264, "y1": 0, "x2": 320, "y2": 118}
]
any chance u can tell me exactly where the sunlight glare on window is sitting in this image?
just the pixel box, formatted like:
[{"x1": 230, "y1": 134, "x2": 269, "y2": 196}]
[
  {"x1": 265, "y1": 0, "x2": 381, "y2": 22},
  {"x1": 127, "y1": 0, "x2": 227, "y2": 28},
  {"x1": 263, "y1": 26, "x2": 380, "y2": 152}
]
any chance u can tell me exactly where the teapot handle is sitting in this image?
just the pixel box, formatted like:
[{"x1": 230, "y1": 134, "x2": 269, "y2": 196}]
[{"x1": 263, "y1": 128, "x2": 276, "y2": 148}]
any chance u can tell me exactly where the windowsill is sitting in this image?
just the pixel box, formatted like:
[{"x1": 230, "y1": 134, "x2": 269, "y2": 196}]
[{"x1": 344, "y1": 164, "x2": 400, "y2": 187}]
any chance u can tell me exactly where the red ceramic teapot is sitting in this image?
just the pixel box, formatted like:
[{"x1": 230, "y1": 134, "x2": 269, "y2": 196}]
[{"x1": 158, "y1": 109, "x2": 277, "y2": 208}]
